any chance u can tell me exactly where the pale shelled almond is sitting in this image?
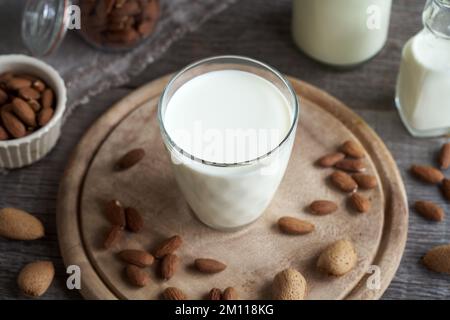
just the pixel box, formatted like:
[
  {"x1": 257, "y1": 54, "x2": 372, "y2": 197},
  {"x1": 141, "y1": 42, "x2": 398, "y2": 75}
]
[
  {"x1": 104, "y1": 200, "x2": 126, "y2": 227},
  {"x1": 439, "y1": 143, "x2": 450, "y2": 170},
  {"x1": 352, "y1": 173, "x2": 378, "y2": 190},
  {"x1": 222, "y1": 287, "x2": 238, "y2": 300},
  {"x1": 126, "y1": 264, "x2": 150, "y2": 287},
  {"x1": 410, "y1": 165, "x2": 444, "y2": 184},
  {"x1": 349, "y1": 193, "x2": 371, "y2": 213},
  {"x1": 0, "y1": 208, "x2": 45, "y2": 240},
  {"x1": 272, "y1": 268, "x2": 307, "y2": 300},
  {"x1": 161, "y1": 253, "x2": 179, "y2": 280},
  {"x1": 163, "y1": 287, "x2": 187, "y2": 300},
  {"x1": 414, "y1": 201, "x2": 445, "y2": 222},
  {"x1": 317, "y1": 240, "x2": 357, "y2": 276},
  {"x1": 118, "y1": 250, "x2": 154, "y2": 267},
  {"x1": 17, "y1": 261, "x2": 54, "y2": 297},
  {"x1": 316, "y1": 152, "x2": 345, "y2": 167}
]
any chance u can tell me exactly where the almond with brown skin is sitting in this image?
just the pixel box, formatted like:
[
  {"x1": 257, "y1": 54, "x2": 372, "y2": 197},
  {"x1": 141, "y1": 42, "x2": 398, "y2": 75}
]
[
  {"x1": 194, "y1": 258, "x2": 227, "y2": 274},
  {"x1": 126, "y1": 264, "x2": 150, "y2": 287},
  {"x1": 17, "y1": 261, "x2": 54, "y2": 297},
  {"x1": 125, "y1": 207, "x2": 144, "y2": 232},
  {"x1": 340, "y1": 140, "x2": 365, "y2": 158},
  {"x1": 38, "y1": 108, "x2": 54, "y2": 127},
  {"x1": 349, "y1": 193, "x2": 371, "y2": 213},
  {"x1": 153, "y1": 235, "x2": 183, "y2": 258},
  {"x1": 103, "y1": 225, "x2": 123, "y2": 249},
  {"x1": 105, "y1": 200, "x2": 126, "y2": 227},
  {"x1": 118, "y1": 250, "x2": 154, "y2": 267},
  {"x1": 352, "y1": 173, "x2": 378, "y2": 190},
  {"x1": 32, "y1": 80, "x2": 46, "y2": 92},
  {"x1": 222, "y1": 287, "x2": 238, "y2": 300},
  {"x1": 0, "y1": 125, "x2": 8, "y2": 140},
  {"x1": 28, "y1": 99, "x2": 42, "y2": 112},
  {"x1": 0, "y1": 208, "x2": 45, "y2": 240},
  {"x1": 442, "y1": 179, "x2": 450, "y2": 201},
  {"x1": 18, "y1": 87, "x2": 41, "y2": 101},
  {"x1": 0, "y1": 88, "x2": 7, "y2": 104},
  {"x1": 161, "y1": 253, "x2": 179, "y2": 280},
  {"x1": 335, "y1": 159, "x2": 366, "y2": 173},
  {"x1": 439, "y1": 143, "x2": 450, "y2": 170},
  {"x1": 423, "y1": 244, "x2": 450, "y2": 274},
  {"x1": 163, "y1": 287, "x2": 187, "y2": 300},
  {"x1": 278, "y1": 217, "x2": 315, "y2": 235},
  {"x1": 12, "y1": 98, "x2": 36, "y2": 127},
  {"x1": 330, "y1": 171, "x2": 358, "y2": 193},
  {"x1": 1, "y1": 108, "x2": 26, "y2": 138},
  {"x1": 207, "y1": 288, "x2": 222, "y2": 300},
  {"x1": 410, "y1": 165, "x2": 444, "y2": 184},
  {"x1": 117, "y1": 148, "x2": 146, "y2": 170},
  {"x1": 316, "y1": 152, "x2": 345, "y2": 167},
  {"x1": 7, "y1": 77, "x2": 31, "y2": 90},
  {"x1": 414, "y1": 201, "x2": 445, "y2": 222},
  {"x1": 309, "y1": 200, "x2": 338, "y2": 215},
  {"x1": 41, "y1": 88, "x2": 54, "y2": 109}
]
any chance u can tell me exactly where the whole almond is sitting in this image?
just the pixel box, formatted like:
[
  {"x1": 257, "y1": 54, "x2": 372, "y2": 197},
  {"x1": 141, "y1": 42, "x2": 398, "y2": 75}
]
[
  {"x1": 125, "y1": 207, "x2": 144, "y2": 232},
  {"x1": 153, "y1": 235, "x2": 182, "y2": 258},
  {"x1": 423, "y1": 244, "x2": 450, "y2": 274},
  {"x1": 117, "y1": 148, "x2": 146, "y2": 170},
  {"x1": 0, "y1": 125, "x2": 8, "y2": 140},
  {"x1": 442, "y1": 179, "x2": 450, "y2": 201},
  {"x1": 118, "y1": 250, "x2": 154, "y2": 267},
  {"x1": 12, "y1": 98, "x2": 36, "y2": 127},
  {"x1": 41, "y1": 88, "x2": 54, "y2": 109},
  {"x1": 349, "y1": 193, "x2": 371, "y2": 213},
  {"x1": 278, "y1": 217, "x2": 315, "y2": 235},
  {"x1": 105, "y1": 200, "x2": 126, "y2": 227},
  {"x1": 414, "y1": 201, "x2": 445, "y2": 222},
  {"x1": 317, "y1": 239, "x2": 357, "y2": 276},
  {"x1": 222, "y1": 287, "x2": 238, "y2": 300},
  {"x1": 207, "y1": 288, "x2": 222, "y2": 300},
  {"x1": 32, "y1": 80, "x2": 46, "y2": 92},
  {"x1": 163, "y1": 287, "x2": 187, "y2": 300},
  {"x1": 38, "y1": 108, "x2": 54, "y2": 127},
  {"x1": 161, "y1": 253, "x2": 179, "y2": 280},
  {"x1": 439, "y1": 143, "x2": 450, "y2": 170},
  {"x1": 194, "y1": 258, "x2": 227, "y2": 274},
  {"x1": 28, "y1": 99, "x2": 42, "y2": 112},
  {"x1": 335, "y1": 159, "x2": 366, "y2": 173},
  {"x1": 0, "y1": 88, "x2": 7, "y2": 104},
  {"x1": 19, "y1": 87, "x2": 41, "y2": 101},
  {"x1": 103, "y1": 225, "x2": 123, "y2": 249},
  {"x1": 7, "y1": 77, "x2": 31, "y2": 90},
  {"x1": 126, "y1": 264, "x2": 150, "y2": 287},
  {"x1": 17, "y1": 261, "x2": 54, "y2": 297},
  {"x1": 309, "y1": 200, "x2": 338, "y2": 215},
  {"x1": 316, "y1": 152, "x2": 345, "y2": 167},
  {"x1": 0, "y1": 208, "x2": 44, "y2": 240},
  {"x1": 352, "y1": 173, "x2": 378, "y2": 190},
  {"x1": 272, "y1": 268, "x2": 307, "y2": 300},
  {"x1": 330, "y1": 170, "x2": 358, "y2": 193},
  {"x1": 340, "y1": 140, "x2": 365, "y2": 158},
  {"x1": 410, "y1": 165, "x2": 444, "y2": 184},
  {"x1": 1, "y1": 109, "x2": 26, "y2": 138}
]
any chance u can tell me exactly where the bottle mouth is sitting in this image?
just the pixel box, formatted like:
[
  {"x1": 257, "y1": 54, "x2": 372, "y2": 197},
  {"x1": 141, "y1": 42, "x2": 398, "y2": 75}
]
[
  {"x1": 423, "y1": 0, "x2": 450, "y2": 39},
  {"x1": 157, "y1": 55, "x2": 300, "y2": 168}
]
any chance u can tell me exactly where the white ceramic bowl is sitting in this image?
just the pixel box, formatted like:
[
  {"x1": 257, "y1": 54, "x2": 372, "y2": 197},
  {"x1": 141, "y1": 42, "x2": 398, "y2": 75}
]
[{"x1": 0, "y1": 55, "x2": 66, "y2": 169}]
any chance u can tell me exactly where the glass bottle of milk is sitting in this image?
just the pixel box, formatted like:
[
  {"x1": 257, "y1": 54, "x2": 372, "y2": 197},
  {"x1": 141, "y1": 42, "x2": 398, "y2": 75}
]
[
  {"x1": 291, "y1": 0, "x2": 392, "y2": 67},
  {"x1": 395, "y1": 0, "x2": 450, "y2": 137}
]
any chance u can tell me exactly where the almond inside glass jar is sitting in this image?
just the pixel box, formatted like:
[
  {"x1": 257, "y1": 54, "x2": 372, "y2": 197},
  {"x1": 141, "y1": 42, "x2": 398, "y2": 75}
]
[{"x1": 79, "y1": 0, "x2": 160, "y2": 50}]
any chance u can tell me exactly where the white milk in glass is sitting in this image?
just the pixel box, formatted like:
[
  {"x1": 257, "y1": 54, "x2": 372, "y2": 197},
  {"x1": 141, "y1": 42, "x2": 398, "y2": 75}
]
[{"x1": 163, "y1": 69, "x2": 296, "y2": 230}]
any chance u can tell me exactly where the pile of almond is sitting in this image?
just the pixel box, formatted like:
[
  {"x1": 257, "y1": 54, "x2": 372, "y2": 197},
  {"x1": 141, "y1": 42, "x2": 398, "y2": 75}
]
[
  {"x1": 0, "y1": 72, "x2": 56, "y2": 140},
  {"x1": 80, "y1": 0, "x2": 160, "y2": 49}
]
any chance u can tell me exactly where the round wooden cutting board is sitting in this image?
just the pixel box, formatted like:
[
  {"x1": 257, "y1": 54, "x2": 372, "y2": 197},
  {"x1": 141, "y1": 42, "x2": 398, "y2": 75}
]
[{"x1": 57, "y1": 74, "x2": 408, "y2": 300}]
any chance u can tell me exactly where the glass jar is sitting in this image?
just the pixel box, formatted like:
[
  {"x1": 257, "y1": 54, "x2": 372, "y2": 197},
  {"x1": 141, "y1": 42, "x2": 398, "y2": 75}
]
[
  {"x1": 21, "y1": 0, "x2": 160, "y2": 56},
  {"x1": 395, "y1": 0, "x2": 450, "y2": 137},
  {"x1": 291, "y1": 0, "x2": 392, "y2": 67}
]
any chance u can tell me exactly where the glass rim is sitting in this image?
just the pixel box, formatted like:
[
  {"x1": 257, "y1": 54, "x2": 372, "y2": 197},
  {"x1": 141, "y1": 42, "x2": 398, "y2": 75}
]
[{"x1": 157, "y1": 55, "x2": 300, "y2": 168}]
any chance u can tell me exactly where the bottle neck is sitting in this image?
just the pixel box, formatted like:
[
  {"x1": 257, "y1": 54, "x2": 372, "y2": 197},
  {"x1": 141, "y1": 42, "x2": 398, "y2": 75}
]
[{"x1": 423, "y1": 0, "x2": 450, "y2": 39}]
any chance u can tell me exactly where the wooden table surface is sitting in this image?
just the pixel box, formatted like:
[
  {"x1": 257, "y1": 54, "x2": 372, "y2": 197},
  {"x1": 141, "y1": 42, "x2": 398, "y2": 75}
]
[{"x1": 0, "y1": 0, "x2": 449, "y2": 300}]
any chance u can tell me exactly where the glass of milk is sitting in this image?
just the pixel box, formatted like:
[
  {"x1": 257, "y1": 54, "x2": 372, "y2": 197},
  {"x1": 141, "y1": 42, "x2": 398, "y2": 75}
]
[
  {"x1": 292, "y1": 0, "x2": 392, "y2": 67},
  {"x1": 158, "y1": 56, "x2": 299, "y2": 230},
  {"x1": 395, "y1": 0, "x2": 450, "y2": 137}
]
